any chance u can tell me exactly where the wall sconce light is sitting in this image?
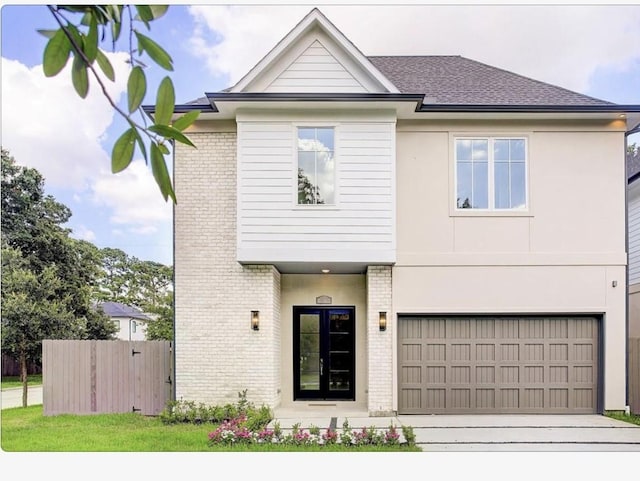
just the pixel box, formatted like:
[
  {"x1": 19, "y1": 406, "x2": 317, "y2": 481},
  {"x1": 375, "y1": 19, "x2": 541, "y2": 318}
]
[
  {"x1": 379, "y1": 311, "x2": 387, "y2": 331},
  {"x1": 251, "y1": 310, "x2": 260, "y2": 331}
]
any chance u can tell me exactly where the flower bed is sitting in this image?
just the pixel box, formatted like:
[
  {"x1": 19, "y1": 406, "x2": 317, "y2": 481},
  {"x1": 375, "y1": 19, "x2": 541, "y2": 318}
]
[
  {"x1": 159, "y1": 391, "x2": 416, "y2": 449},
  {"x1": 208, "y1": 418, "x2": 415, "y2": 448}
]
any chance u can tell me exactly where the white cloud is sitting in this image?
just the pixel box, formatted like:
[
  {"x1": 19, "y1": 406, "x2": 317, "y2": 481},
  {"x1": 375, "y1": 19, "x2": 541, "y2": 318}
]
[
  {"x1": 90, "y1": 159, "x2": 172, "y2": 236},
  {"x1": 187, "y1": 4, "x2": 640, "y2": 96},
  {"x1": 1, "y1": 52, "x2": 129, "y2": 190},
  {"x1": 71, "y1": 225, "x2": 96, "y2": 242}
]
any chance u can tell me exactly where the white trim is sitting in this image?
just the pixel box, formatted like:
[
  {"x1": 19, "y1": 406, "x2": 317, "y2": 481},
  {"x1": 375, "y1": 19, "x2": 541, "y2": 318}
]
[{"x1": 230, "y1": 9, "x2": 399, "y2": 94}]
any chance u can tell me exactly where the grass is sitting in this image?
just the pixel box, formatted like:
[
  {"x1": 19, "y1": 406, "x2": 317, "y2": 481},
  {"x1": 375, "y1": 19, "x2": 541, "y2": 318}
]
[
  {"x1": 1, "y1": 405, "x2": 421, "y2": 452},
  {"x1": 1, "y1": 375, "x2": 42, "y2": 390},
  {"x1": 605, "y1": 411, "x2": 640, "y2": 426}
]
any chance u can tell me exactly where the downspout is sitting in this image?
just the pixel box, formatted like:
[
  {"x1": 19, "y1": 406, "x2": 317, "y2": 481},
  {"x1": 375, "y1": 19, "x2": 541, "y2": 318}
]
[{"x1": 624, "y1": 121, "x2": 640, "y2": 413}]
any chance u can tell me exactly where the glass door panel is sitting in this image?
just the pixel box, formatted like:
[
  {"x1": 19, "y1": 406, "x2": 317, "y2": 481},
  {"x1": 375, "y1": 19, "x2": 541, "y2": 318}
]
[
  {"x1": 294, "y1": 307, "x2": 355, "y2": 400},
  {"x1": 299, "y1": 313, "x2": 320, "y2": 392}
]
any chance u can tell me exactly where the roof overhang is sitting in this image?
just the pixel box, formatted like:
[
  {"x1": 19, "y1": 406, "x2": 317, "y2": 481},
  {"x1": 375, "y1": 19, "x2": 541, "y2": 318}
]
[{"x1": 155, "y1": 94, "x2": 640, "y2": 124}]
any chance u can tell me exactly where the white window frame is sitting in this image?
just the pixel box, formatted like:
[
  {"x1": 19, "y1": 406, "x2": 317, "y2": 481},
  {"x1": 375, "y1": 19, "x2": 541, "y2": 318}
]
[
  {"x1": 452, "y1": 135, "x2": 530, "y2": 215},
  {"x1": 293, "y1": 124, "x2": 339, "y2": 209}
]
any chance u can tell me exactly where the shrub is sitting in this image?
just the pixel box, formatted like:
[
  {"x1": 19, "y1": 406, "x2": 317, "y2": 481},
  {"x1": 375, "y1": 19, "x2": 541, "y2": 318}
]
[
  {"x1": 401, "y1": 424, "x2": 416, "y2": 446},
  {"x1": 159, "y1": 390, "x2": 273, "y2": 430}
]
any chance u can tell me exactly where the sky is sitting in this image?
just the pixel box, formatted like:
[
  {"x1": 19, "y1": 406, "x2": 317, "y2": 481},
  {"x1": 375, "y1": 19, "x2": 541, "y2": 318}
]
[{"x1": 2, "y1": 1, "x2": 640, "y2": 269}]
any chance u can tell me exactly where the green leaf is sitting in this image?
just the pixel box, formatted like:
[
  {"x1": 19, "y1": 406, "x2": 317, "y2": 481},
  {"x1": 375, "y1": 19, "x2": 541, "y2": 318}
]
[
  {"x1": 127, "y1": 66, "x2": 147, "y2": 113},
  {"x1": 171, "y1": 110, "x2": 200, "y2": 132},
  {"x1": 108, "y1": 6, "x2": 123, "y2": 44},
  {"x1": 135, "y1": 5, "x2": 154, "y2": 27},
  {"x1": 84, "y1": 14, "x2": 99, "y2": 63},
  {"x1": 128, "y1": 122, "x2": 147, "y2": 160},
  {"x1": 134, "y1": 31, "x2": 173, "y2": 71},
  {"x1": 111, "y1": 129, "x2": 137, "y2": 173},
  {"x1": 154, "y1": 77, "x2": 175, "y2": 126},
  {"x1": 157, "y1": 142, "x2": 170, "y2": 155},
  {"x1": 95, "y1": 49, "x2": 115, "y2": 82},
  {"x1": 65, "y1": 24, "x2": 84, "y2": 51},
  {"x1": 149, "y1": 5, "x2": 169, "y2": 20},
  {"x1": 148, "y1": 124, "x2": 195, "y2": 148},
  {"x1": 42, "y1": 29, "x2": 71, "y2": 77},
  {"x1": 71, "y1": 55, "x2": 89, "y2": 98},
  {"x1": 37, "y1": 29, "x2": 58, "y2": 39},
  {"x1": 150, "y1": 142, "x2": 176, "y2": 203}
]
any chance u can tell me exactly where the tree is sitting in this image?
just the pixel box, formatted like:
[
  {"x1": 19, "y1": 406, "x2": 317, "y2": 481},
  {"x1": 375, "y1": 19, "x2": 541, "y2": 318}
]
[
  {"x1": 1, "y1": 149, "x2": 117, "y2": 405},
  {"x1": 40, "y1": 5, "x2": 199, "y2": 203},
  {"x1": 94, "y1": 247, "x2": 133, "y2": 303},
  {"x1": 298, "y1": 168, "x2": 325, "y2": 205},
  {"x1": 627, "y1": 143, "x2": 640, "y2": 172},
  {"x1": 1, "y1": 243, "x2": 81, "y2": 406},
  {"x1": 144, "y1": 291, "x2": 174, "y2": 341}
]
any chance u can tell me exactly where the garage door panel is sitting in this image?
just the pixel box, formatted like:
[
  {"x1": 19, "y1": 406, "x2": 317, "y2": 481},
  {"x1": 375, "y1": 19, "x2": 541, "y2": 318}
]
[{"x1": 398, "y1": 316, "x2": 599, "y2": 414}]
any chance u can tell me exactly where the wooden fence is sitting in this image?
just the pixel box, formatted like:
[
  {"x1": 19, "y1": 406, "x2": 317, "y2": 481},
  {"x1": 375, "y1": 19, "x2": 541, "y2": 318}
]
[
  {"x1": 2, "y1": 354, "x2": 41, "y2": 377},
  {"x1": 631, "y1": 338, "x2": 640, "y2": 415},
  {"x1": 42, "y1": 340, "x2": 173, "y2": 416}
]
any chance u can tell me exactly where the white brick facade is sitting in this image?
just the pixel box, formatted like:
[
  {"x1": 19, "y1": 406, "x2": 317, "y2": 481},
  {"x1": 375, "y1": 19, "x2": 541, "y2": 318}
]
[
  {"x1": 366, "y1": 265, "x2": 393, "y2": 415},
  {"x1": 174, "y1": 131, "x2": 281, "y2": 407}
]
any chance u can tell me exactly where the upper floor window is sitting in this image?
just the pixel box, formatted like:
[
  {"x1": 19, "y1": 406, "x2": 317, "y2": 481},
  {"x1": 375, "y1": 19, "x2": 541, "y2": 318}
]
[
  {"x1": 455, "y1": 137, "x2": 527, "y2": 210},
  {"x1": 297, "y1": 127, "x2": 335, "y2": 205}
]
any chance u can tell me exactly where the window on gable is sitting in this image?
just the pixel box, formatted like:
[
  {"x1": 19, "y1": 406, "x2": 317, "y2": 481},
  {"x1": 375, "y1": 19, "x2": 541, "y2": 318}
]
[
  {"x1": 455, "y1": 137, "x2": 527, "y2": 210},
  {"x1": 297, "y1": 127, "x2": 335, "y2": 205}
]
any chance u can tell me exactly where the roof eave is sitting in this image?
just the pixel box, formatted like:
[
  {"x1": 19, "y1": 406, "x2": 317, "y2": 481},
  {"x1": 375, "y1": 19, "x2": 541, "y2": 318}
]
[{"x1": 417, "y1": 104, "x2": 640, "y2": 114}]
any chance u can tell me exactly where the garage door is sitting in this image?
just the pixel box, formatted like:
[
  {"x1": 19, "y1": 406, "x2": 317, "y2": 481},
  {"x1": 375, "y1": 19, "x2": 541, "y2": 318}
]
[{"x1": 398, "y1": 316, "x2": 599, "y2": 414}]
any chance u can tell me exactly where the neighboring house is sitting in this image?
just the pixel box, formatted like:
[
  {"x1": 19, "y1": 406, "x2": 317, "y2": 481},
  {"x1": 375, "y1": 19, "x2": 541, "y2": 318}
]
[
  {"x1": 97, "y1": 301, "x2": 150, "y2": 341},
  {"x1": 628, "y1": 160, "x2": 640, "y2": 340},
  {"x1": 153, "y1": 9, "x2": 640, "y2": 415}
]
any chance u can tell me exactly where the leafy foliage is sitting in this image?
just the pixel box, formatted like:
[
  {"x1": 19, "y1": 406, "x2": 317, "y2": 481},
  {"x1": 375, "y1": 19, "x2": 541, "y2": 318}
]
[
  {"x1": 92, "y1": 246, "x2": 173, "y2": 340},
  {"x1": 1, "y1": 149, "x2": 117, "y2": 405},
  {"x1": 41, "y1": 5, "x2": 200, "y2": 203}
]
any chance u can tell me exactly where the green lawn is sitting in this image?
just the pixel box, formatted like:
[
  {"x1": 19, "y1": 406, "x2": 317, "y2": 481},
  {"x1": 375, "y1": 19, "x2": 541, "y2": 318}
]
[
  {"x1": 1, "y1": 405, "x2": 420, "y2": 452},
  {"x1": 1, "y1": 375, "x2": 42, "y2": 390},
  {"x1": 605, "y1": 411, "x2": 640, "y2": 426}
]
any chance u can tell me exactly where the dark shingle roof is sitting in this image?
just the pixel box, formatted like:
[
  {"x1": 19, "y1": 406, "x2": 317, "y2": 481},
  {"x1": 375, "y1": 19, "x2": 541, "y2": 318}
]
[
  {"x1": 367, "y1": 56, "x2": 613, "y2": 106},
  {"x1": 97, "y1": 302, "x2": 150, "y2": 321}
]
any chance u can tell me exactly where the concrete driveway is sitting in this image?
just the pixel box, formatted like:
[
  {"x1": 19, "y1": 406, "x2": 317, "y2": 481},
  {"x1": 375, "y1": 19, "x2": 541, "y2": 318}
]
[
  {"x1": 1, "y1": 385, "x2": 43, "y2": 410},
  {"x1": 270, "y1": 412, "x2": 640, "y2": 451},
  {"x1": 396, "y1": 414, "x2": 640, "y2": 451}
]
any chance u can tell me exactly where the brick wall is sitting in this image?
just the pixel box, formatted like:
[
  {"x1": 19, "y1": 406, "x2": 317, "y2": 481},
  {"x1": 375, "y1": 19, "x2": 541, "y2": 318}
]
[
  {"x1": 366, "y1": 265, "x2": 394, "y2": 415},
  {"x1": 174, "y1": 131, "x2": 281, "y2": 407}
]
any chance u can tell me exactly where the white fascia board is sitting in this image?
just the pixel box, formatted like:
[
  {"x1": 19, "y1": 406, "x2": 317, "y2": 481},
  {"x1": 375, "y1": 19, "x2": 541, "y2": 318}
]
[{"x1": 230, "y1": 8, "x2": 399, "y2": 94}]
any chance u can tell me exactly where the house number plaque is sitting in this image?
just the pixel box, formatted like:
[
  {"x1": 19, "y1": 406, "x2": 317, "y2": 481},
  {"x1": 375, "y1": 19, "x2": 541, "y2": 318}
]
[{"x1": 316, "y1": 295, "x2": 332, "y2": 305}]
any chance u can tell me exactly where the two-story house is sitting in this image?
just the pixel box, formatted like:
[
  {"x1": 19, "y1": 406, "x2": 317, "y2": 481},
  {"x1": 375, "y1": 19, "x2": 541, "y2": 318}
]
[{"x1": 163, "y1": 9, "x2": 640, "y2": 415}]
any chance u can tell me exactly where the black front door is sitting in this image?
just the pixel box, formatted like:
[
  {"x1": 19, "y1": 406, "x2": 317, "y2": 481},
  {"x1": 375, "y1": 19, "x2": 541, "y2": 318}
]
[{"x1": 293, "y1": 307, "x2": 355, "y2": 400}]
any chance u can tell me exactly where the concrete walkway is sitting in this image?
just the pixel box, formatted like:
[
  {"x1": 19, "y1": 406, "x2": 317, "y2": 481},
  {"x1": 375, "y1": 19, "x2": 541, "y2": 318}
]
[
  {"x1": 1, "y1": 385, "x2": 43, "y2": 410},
  {"x1": 270, "y1": 411, "x2": 640, "y2": 451}
]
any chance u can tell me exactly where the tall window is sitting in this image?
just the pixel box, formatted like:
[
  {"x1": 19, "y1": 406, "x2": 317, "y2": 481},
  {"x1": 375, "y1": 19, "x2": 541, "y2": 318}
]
[
  {"x1": 297, "y1": 127, "x2": 335, "y2": 205},
  {"x1": 455, "y1": 137, "x2": 527, "y2": 210}
]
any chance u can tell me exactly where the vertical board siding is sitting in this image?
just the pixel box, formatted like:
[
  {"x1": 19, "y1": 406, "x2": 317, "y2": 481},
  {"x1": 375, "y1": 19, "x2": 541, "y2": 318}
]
[
  {"x1": 631, "y1": 338, "x2": 640, "y2": 415},
  {"x1": 43, "y1": 340, "x2": 172, "y2": 416},
  {"x1": 238, "y1": 119, "x2": 395, "y2": 262},
  {"x1": 629, "y1": 189, "x2": 640, "y2": 285},
  {"x1": 265, "y1": 40, "x2": 366, "y2": 93}
]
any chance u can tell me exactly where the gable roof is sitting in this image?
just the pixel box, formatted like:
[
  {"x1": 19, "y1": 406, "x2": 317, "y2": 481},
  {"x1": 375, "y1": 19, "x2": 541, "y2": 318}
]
[
  {"x1": 97, "y1": 301, "x2": 150, "y2": 321},
  {"x1": 162, "y1": 9, "x2": 640, "y2": 121},
  {"x1": 368, "y1": 56, "x2": 612, "y2": 106},
  {"x1": 230, "y1": 8, "x2": 398, "y2": 94}
]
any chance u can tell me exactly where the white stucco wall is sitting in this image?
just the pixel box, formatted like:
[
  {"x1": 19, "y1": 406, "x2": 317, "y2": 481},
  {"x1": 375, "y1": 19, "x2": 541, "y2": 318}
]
[{"x1": 393, "y1": 119, "x2": 628, "y2": 411}]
